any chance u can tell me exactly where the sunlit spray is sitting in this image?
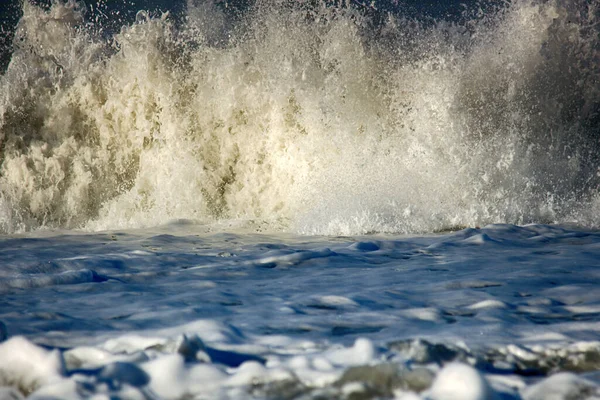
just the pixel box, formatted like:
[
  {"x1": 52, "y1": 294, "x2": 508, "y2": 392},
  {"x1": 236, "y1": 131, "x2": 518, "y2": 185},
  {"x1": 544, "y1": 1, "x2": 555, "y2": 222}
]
[{"x1": 0, "y1": 0, "x2": 598, "y2": 235}]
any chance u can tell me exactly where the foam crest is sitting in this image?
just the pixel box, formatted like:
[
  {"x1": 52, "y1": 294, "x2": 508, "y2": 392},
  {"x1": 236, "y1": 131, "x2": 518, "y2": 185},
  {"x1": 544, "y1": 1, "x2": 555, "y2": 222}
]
[{"x1": 0, "y1": 0, "x2": 598, "y2": 234}]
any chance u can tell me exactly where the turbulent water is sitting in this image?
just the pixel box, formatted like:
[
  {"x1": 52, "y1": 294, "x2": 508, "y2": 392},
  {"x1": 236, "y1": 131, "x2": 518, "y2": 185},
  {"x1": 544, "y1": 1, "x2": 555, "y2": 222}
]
[
  {"x1": 1, "y1": 2, "x2": 600, "y2": 399},
  {"x1": 0, "y1": 0, "x2": 599, "y2": 235},
  {"x1": 2, "y1": 223, "x2": 600, "y2": 400}
]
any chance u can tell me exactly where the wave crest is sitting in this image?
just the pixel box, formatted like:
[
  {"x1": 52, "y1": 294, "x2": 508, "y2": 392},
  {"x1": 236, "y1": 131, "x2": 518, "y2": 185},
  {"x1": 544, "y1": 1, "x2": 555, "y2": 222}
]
[{"x1": 0, "y1": 0, "x2": 599, "y2": 234}]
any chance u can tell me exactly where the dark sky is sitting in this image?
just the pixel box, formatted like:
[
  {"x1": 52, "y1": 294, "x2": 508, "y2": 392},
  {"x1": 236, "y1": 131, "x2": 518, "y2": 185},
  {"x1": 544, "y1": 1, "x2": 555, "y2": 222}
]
[{"x1": 0, "y1": 0, "x2": 483, "y2": 73}]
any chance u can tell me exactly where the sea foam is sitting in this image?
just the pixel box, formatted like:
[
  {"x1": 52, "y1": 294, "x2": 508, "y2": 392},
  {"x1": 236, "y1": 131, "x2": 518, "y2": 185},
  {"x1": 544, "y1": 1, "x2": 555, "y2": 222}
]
[{"x1": 0, "y1": 0, "x2": 598, "y2": 235}]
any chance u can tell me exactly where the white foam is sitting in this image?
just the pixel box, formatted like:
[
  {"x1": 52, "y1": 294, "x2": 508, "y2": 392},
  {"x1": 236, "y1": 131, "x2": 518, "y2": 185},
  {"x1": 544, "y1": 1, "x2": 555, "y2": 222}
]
[
  {"x1": 522, "y1": 372, "x2": 600, "y2": 400},
  {"x1": 468, "y1": 300, "x2": 509, "y2": 310},
  {"x1": 325, "y1": 338, "x2": 377, "y2": 367},
  {"x1": 0, "y1": 224, "x2": 599, "y2": 397},
  {"x1": 427, "y1": 363, "x2": 497, "y2": 400},
  {"x1": 0, "y1": 0, "x2": 598, "y2": 235},
  {"x1": 0, "y1": 337, "x2": 64, "y2": 395},
  {"x1": 313, "y1": 295, "x2": 359, "y2": 309},
  {"x1": 142, "y1": 354, "x2": 226, "y2": 399},
  {"x1": 0, "y1": 387, "x2": 24, "y2": 400}
]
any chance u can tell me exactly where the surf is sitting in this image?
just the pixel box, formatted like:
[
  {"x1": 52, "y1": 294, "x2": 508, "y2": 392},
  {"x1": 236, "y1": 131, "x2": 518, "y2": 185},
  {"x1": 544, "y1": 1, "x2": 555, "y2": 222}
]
[{"x1": 0, "y1": 0, "x2": 598, "y2": 235}]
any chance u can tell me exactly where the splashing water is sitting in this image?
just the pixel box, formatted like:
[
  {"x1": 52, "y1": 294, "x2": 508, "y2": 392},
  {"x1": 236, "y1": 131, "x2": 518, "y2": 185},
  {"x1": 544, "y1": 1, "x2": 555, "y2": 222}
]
[{"x1": 0, "y1": 0, "x2": 598, "y2": 235}]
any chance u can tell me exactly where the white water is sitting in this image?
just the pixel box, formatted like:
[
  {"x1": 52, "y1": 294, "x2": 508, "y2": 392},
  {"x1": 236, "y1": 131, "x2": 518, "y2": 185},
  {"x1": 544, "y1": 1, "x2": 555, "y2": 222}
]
[
  {"x1": 1, "y1": 0, "x2": 599, "y2": 235},
  {"x1": 1, "y1": 223, "x2": 600, "y2": 399},
  {"x1": 1, "y1": 1, "x2": 600, "y2": 399}
]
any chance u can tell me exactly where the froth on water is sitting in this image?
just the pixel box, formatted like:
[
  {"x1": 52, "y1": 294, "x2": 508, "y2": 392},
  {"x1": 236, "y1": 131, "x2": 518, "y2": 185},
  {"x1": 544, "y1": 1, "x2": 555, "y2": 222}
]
[{"x1": 0, "y1": 0, "x2": 598, "y2": 235}]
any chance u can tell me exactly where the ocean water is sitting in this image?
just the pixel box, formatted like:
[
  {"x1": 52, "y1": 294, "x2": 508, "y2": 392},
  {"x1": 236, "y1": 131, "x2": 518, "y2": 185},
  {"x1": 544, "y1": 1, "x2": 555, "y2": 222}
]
[{"x1": 0, "y1": 0, "x2": 599, "y2": 399}]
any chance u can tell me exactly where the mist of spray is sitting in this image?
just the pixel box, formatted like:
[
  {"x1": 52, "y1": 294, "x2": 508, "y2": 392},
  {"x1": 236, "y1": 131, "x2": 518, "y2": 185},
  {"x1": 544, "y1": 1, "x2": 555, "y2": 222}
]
[{"x1": 0, "y1": 0, "x2": 598, "y2": 235}]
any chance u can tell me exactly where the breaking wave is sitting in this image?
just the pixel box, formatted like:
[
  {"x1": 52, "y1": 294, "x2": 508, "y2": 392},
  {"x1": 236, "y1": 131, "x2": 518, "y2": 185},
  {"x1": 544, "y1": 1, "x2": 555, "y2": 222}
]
[{"x1": 0, "y1": 0, "x2": 599, "y2": 235}]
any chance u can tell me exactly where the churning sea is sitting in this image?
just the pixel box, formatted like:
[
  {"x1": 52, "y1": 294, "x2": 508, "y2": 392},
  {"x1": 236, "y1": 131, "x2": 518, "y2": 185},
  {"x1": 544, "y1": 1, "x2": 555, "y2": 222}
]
[{"x1": 0, "y1": 0, "x2": 599, "y2": 399}]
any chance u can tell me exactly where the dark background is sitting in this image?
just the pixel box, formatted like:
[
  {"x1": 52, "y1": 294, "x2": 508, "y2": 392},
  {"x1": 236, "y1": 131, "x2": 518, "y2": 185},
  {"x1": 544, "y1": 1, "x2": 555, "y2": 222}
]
[{"x1": 0, "y1": 0, "x2": 481, "y2": 73}]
